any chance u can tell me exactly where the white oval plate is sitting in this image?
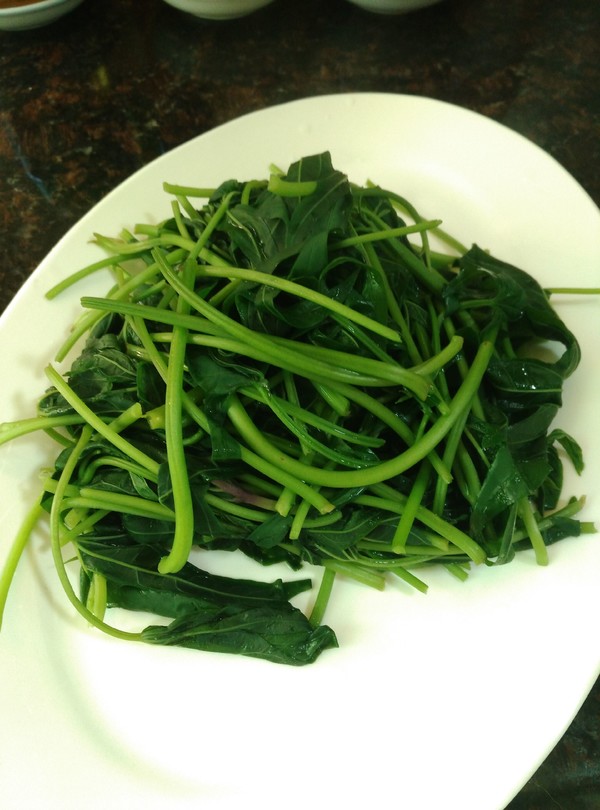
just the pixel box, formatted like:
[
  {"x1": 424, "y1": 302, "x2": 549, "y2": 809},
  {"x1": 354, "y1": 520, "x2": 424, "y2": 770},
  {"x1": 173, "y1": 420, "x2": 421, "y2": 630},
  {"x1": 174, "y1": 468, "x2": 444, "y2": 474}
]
[{"x1": 1, "y1": 93, "x2": 599, "y2": 810}]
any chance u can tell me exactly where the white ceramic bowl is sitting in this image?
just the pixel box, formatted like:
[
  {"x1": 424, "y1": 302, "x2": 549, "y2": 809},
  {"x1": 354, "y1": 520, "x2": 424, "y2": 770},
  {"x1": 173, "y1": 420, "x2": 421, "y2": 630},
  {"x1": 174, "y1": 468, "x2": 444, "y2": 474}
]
[
  {"x1": 0, "y1": 0, "x2": 84, "y2": 30},
  {"x1": 346, "y1": 0, "x2": 443, "y2": 12},
  {"x1": 161, "y1": 0, "x2": 276, "y2": 20}
]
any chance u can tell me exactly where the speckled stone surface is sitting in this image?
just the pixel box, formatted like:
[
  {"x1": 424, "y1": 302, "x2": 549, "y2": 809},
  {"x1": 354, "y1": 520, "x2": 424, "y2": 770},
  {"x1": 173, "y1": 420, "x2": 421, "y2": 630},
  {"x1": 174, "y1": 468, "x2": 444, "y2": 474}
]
[{"x1": 1, "y1": 0, "x2": 599, "y2": 806}]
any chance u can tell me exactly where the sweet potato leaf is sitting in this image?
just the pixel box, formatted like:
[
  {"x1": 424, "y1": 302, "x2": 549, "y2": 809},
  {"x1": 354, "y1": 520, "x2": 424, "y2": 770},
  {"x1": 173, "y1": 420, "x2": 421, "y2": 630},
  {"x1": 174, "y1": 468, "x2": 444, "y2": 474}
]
[{"x1": 141, "y1": 603, "x2": 338, "y2": 666}]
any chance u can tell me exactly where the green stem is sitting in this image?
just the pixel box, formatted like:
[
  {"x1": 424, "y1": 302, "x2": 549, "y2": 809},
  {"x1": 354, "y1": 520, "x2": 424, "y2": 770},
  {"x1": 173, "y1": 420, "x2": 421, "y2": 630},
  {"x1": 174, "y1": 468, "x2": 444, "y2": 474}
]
[
  {"x1": 432, "y1": 407, "x2": 471, "y2": 516},
  {"x1": 0, "y1": 499, "x2": 45, "y2": 628},
  {"x1": 58, "y1": 509, "x2": 110, "y2": 546},
  {"x1": 93, "y1": 231, "x2": 195, "y2": 256},
  {"x1": 158, "y1": 267, "x2": 407, "y2": 389},
  {"x1": 270, "y1": 336, "x2": 431, "y2": 397},
  {"x1": 359, "y1": 490, "x2": 486, "y2": 564},
  {"x1": 129, "y1": 315, "x2": 210, "y2": 433},
  {"x1": 188, "y1": 192, "x2": 235, "y2": 264},
  {"x1": 226, "y1": 337, "x2": 495, "y2": 491},
  {"x1": 159, "y1": 263, "x2": 196, "y2": 575},
  {"x1": 239, "y1": 386, "x2": 384, "y2": 448},
  {"x1": 195, "y1": 264, "x2": 401, "y2": 343},
  {"x1": 322, "y1": 559, "x2": 386, "y2": 590},
  {"x1": 309, "y1": 567, "x2": 336, "y2": 626},
  {"x1": 0, "y1": 414, "x2": 84, "y2": 446},
  {"x1": 162, "y1": 182, "x2": 215, "y2": 198},
  {"x1": 357, "y1": 206, "x2": 446, "y2": 293},
  {"x1": 45, "y1": 253, "x2": 133, "y2": 300},
  {"x1": 362, "y1": 241, "x2": 423, "y2": 365},
  {"x1": 203, "y1": 492, "x2": 273, "y2": 523},
  {"x1": 409, "y1": 335, "x2": 464, "y2": 376},
  {"x1": 45, "y1": 365, "x2": 160, "y2": 477},
  {"x1": 392, "y1": 567, "x2": 429, "y2": 593},
  {"x1": 334, "y1": 218, "x2": 442, "y2": 250},
  {"x1": 517, "y1": 498, "x2": 549, "y2": 566},
  {"x1": 55, "y1": 257, "x2": 172, "y2": 362},
  {"x1": 71, "y1": 489, "x2": 174, "y2": 521},
  {"x1": 241, "y1": 385, "x2": 376, "y2": 469},
  {"x1": 267, "y1": 175, "x2": 318, "y2": 197},
  {"x1": 239, "y1": 447, "x2": 335, "y2": 515},
  {"x1": 49, "y1": 426, "x2": 142, "y2": 641},
  {"x1": 79, "y1": 455, "x2": 159, "y2": 486},
  {"x1": 86, "y1": 572, "x2": 108, "y2": 621},
  {"x1": 392, "y1": 462, "x2": 431, "y2": 553}
]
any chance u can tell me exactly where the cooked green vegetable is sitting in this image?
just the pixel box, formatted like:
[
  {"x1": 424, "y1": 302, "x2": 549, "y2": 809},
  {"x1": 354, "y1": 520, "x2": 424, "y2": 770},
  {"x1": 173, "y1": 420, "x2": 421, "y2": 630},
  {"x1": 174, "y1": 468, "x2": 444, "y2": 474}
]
[{"x1": 0, "y1": 152, "x2": 595, "y2": 665}]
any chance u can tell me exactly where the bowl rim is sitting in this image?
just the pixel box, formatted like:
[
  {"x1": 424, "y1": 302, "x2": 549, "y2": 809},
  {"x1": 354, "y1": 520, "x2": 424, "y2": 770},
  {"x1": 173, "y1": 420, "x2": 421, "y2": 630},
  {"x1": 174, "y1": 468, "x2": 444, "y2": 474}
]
[
  {"x1": 0, "y1": 0, "x2": 79, "y2": 17},
  {"x1": 161, "y1": 0, "x2": 276, "y2": 9}
]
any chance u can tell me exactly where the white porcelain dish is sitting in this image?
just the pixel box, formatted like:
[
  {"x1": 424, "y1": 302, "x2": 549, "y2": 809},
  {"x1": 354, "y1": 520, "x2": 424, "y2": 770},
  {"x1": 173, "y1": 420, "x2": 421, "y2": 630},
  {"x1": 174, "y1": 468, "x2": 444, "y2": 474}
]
[
  {"x1": 0, "y1": 0, "x2": 84, "y2": 31},
  {"x1": 0, "y1": 93, "x2": 598, "y2": 810},
  {"x1": 346, "y1": 0, "x2": 444, "y2": 13},
  {"x1": 161, "y1": 0, "x2": 276, "y2": 20}
]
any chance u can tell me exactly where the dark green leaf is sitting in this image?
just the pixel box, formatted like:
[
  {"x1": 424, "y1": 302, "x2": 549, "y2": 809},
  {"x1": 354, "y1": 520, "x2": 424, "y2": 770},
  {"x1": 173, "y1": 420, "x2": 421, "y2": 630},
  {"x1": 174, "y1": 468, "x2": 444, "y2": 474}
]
[{"x1": 141, "y1": 603, "x2": 338, "y2": 666}]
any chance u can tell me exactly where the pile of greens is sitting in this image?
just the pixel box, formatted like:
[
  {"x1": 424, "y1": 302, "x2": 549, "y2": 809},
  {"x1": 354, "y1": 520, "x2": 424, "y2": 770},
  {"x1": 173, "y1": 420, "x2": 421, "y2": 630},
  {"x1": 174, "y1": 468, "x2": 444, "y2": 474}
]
[{"x1": 0, "y1": 152, "x2": 594, "y2": 665}]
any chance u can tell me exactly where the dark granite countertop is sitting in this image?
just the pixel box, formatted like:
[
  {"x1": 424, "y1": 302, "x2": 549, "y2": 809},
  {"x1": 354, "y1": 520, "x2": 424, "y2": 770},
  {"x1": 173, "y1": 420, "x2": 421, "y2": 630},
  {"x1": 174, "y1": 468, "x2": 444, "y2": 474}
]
[{"x1": 1, "y1": 0, "x2": 599, "y2": 807}]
